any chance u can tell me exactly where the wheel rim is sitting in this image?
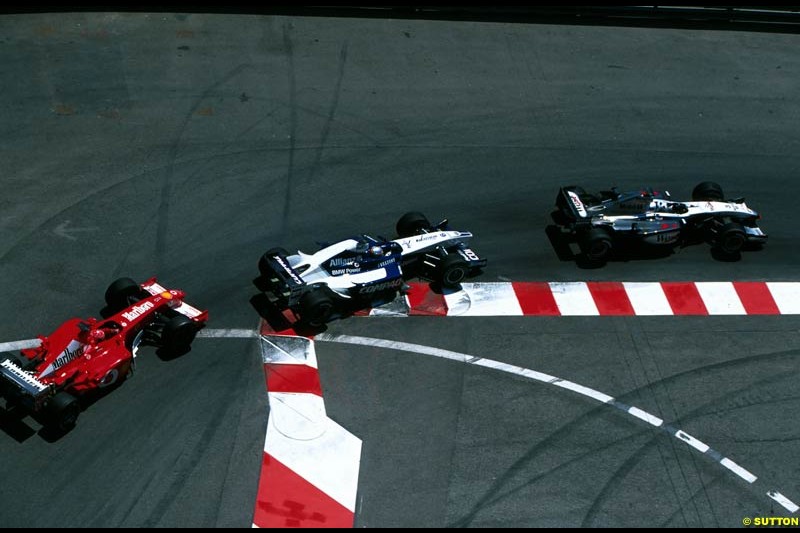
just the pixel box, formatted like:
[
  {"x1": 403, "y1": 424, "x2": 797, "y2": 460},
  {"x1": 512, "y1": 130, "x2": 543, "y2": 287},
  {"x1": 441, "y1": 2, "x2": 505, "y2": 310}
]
[
  {"x1": 308, "y1": 303, "x2": 333, "y2": 326},
  {"x1": 444, "y1": 267, "x2": 466, "y2": 286},
  {"x1": 722, "y1": 234, "x2": 745, "y2": 253},
  {"x1": 588, "y1": 241, "x2": 610, "y2": 260},
  {"x1": 60, "y1": 405, "x2": 79, "y2": 429}
]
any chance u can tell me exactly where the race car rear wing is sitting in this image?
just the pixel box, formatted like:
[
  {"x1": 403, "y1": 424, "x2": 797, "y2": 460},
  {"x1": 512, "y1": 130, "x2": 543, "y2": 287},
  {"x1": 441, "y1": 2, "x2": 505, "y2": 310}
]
[
  {"x1": 141, "y1": 278, "x2": 208, "y2": 322},
  {"x1": 0, "y1": 358, "x2": 50, "y2": 400},
  {"x1": 258, "y1": 252, "x2": 306, "y2": 306},
  {"x1": 556, "y1": 187, "x2": 588, "y2": 221}
]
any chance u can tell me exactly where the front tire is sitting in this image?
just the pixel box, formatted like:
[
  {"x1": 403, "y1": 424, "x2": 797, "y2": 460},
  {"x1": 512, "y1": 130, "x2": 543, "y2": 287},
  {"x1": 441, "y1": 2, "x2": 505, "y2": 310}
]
[
  {"x1": 438, "y1": 254, "x2": 469, "y2": 288},
  {"x1": 161, "y1": 315, "x2": 198, "y2": 354},
  {"x1": 714, "y1": 222, "x2": 746, "y2": 255},
  {"x1": 105, "y1": 277, "x2": 142, "y2": 313},
  {"x1": 396, "y1": 212, "x2": 430, "y2": 238}
]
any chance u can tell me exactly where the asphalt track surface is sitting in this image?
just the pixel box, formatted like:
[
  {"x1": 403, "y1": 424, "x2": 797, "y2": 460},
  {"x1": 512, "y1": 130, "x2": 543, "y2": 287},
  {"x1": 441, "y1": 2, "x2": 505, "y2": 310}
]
[{"x1": 1, "y1": 12, "x2": 799, "y2": 528}]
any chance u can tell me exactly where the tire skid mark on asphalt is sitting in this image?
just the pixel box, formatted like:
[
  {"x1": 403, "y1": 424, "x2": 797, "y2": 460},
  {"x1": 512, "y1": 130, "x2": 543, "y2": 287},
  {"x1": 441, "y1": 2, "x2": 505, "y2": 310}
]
[
  {"x1": 279, "y1": 20, "x2": 297, "y2": 236},
  {"x1": 309, "y1": 41, "x2": 348, "y2": 183},
  {"x1": 156, "y1": 63, "x2": 250, "y2": 272},
  {"x1": 314, "y1": 333, "x2": 799, "y2": 514},
  {"x1": 613, "y1": 316, "x2": 709, "y2": 526}
]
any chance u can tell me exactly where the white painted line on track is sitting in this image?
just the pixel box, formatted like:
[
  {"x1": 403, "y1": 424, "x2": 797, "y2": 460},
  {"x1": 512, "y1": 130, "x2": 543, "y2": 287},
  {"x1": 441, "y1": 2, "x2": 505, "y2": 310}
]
[
  {"x1": 768, "y1": 491, "x2": 800, "y2": 513},
  {"x1": 321, "y1": 334, "x2": 469, "y2": 363},
  {"x1": 0, "y1": 339, "x2": 40, "y2": 352},
  {"x1": 628, "y1": 407, "x2": 663, "y2": 427},
  {"x1": 1, "y1": 330, "x2": 253, "y2": 352},
  {"x1": 551, "y1": 379, "x2": 614, "y2": 404},
  {"x1": 719, "y1": 457, "x2": 757, "y2": 483},
  {"x1": 315, "y1": 333, "x2": 798, "y2": 513},
  {"x1": 471, "y1": 358, "x2": 559, "y2": 383},
  {"x1": 198, "y1": 328, "x2": 259, "y2": 338},
  {"x1": 674, "y1": 430, "x2": 710, "y2": 453}
]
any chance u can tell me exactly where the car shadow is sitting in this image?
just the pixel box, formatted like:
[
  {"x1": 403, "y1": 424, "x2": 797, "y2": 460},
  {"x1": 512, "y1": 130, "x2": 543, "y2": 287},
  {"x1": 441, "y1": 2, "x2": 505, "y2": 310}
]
[
  {"x1": 249, "y1": 292, "x2": 329, "y2": 337},
  {"x1": 156, "y1": 345, "x2": 192, "y2": 361},
  {"x1": 545, "y1": 224, "x2": 679, "y2": 269},
  {"x1": 37, "y1": 378, "x2": 132, "y2": 442},
  {"x1": 250, "y1": 292, "x2": 294, "y2": 330},
  {"x1": 2, "y1": 403, "x2": 88, "y2": 443},
  {"x1": 0, "y1": 405, "x2": 38, "y2": 442},
  {"x1": 1, "y1": 372, "x2": 135, "y2": 443},
  {"x1": 38, "y1": 423, "x2": 75, "y2": 443},
  {"x1": 545, "y1": 224, "x2": 577, "y2": 262},
  {"x1": 710, "y1": 248, "x2": 742, "y2": 262},
  {"x1": 250, "y1": 283, "x2": 415, "y2": 335}
]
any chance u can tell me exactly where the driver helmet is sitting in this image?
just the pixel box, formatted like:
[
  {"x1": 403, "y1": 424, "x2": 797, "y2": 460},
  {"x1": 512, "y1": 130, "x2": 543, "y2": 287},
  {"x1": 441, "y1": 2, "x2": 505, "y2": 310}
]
[
  {"x1": 368, "y1": 245, "x2": 383, "y2": 257},
  {"x1": 90, "y1": 329, "x2": 106, "y2": 341}
]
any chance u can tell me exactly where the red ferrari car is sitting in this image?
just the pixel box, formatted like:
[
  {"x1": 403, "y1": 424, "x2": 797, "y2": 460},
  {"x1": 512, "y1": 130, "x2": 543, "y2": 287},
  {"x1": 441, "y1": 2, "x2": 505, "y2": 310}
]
[{"x1": 0, "y1": 277, "x2": 208, "y2": 432}]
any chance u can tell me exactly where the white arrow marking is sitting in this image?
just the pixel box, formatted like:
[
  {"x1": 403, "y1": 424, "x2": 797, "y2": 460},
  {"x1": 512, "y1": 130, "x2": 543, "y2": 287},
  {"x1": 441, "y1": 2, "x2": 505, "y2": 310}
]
[{"x1": 54, "y1": 220, "x2": 97, "y2": 241}]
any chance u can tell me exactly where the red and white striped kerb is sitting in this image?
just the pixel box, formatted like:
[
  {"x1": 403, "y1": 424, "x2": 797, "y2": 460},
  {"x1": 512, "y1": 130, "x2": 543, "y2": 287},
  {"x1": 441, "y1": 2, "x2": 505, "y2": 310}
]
[
  {"x1": 360, "y1": 281, "x2": 800, "y2": 317},
  {"x1": 253, "y1": 329, "x2": 362, "y2": 528}
]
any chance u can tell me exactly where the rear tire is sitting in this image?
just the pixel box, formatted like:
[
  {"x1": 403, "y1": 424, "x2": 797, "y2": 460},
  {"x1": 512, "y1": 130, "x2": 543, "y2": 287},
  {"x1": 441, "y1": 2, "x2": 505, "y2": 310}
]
[
  {"x1": 161, "y1": 315, "x2": 198, "y2": 354},
  {"x1": 714, "y1": 222, "x2": 746, "y2": 255},
  {"x1": 580, "y1": 228, "x2": 613, "y2": 262},
  {"x1": 105, "y1": 278, "x2": 142, "y2": 313},
  {"x1": 438, "y1": 254, "x2": 469, "y2": 288},
  {"x1": 299, "y1": 289, "x2": 335, "y2": 327},
  {"x1": 396, "y1": 211, "x2": 431, "y2": 238},
  {"x1": 692, "y1": 181, "x2": 724, "y2": 201},
  {"x1": 44, "y1": 392, "x2": 80, "y2": 432}
]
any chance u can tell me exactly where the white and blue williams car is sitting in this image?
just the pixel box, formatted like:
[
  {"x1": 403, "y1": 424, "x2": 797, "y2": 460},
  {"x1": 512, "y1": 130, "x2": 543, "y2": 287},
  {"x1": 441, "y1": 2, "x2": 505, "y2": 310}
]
[{"x1": 255, "y1": 212, "x2": 486, "y2": 327}]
